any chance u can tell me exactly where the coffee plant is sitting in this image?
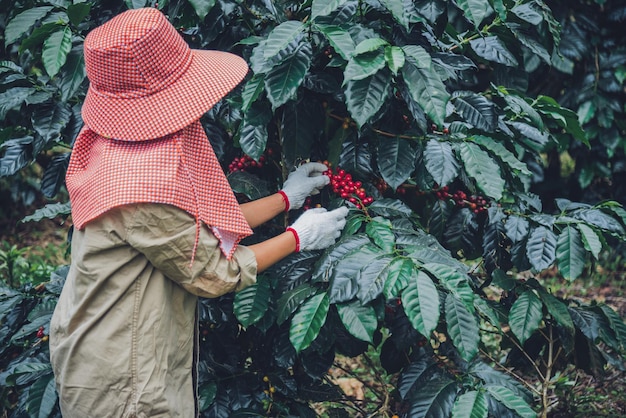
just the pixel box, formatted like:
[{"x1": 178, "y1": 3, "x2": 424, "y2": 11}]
[{"x1": 1, "y1": 0, "x2": 626, "y2": 417}]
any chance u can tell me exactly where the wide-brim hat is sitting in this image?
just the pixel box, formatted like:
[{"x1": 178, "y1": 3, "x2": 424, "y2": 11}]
[{"x1": 81, "y1": 7, "x2": 248, "y2": 141}]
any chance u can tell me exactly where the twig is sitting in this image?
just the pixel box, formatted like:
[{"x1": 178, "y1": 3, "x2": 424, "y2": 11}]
[{"x1": 479, "y1": 348, "x2": 543, "y2": 397}]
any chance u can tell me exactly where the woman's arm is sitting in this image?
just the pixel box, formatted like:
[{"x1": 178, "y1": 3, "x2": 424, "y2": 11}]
[
  {"x1": 239, "y1": 162, "x2": 330, "y2": 229},
  {"x1": 239, "y1": 193, "x2": 286, "y2": 229},
  {"x1": 248, "y1": 231, "x2": 296, "y2": 272}
]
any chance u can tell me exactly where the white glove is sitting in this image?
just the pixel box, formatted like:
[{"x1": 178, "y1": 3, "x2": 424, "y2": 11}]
[
  {"x1": 280, "y1": 162, "x2": 330, "y2": 210},
  {"x1": 288, "y1": 207, "x2": 349, "y2": 251}
]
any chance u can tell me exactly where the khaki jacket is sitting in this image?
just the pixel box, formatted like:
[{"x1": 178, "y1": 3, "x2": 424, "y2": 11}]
[{"x1": 50, "y1": 203, "x2": 257, "y2": 417}]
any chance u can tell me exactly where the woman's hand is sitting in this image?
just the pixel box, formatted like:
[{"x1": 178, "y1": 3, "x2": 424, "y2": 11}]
[
  {"x1": 249, "y1": 206, "x2": 349, "y2": 272},
  {"x1": 280, "y1": 162, "x2": 330, "y2": 210},
  {"x1": 287, "y1": 206, "x2": 349, "y2": 251}
]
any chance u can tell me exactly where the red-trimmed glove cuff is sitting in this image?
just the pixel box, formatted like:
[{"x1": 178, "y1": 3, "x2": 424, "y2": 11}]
[
  {"x1": 278, "y1": 190, "x2": 290, "y2": 212},
  {"x1": 286, "y1": 227, "x2": 300, "y2": 252}
]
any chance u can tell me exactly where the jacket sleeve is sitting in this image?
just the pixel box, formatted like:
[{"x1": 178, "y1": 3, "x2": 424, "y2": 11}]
[{"x1": 126, "y1": 203, "x2": 257, "y2": 298}]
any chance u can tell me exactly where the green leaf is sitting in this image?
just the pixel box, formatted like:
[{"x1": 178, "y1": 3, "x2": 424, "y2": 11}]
[
  {"x1": 469, "y1": 36, "x2": 518, "y2": 67},
  {"x1": 337, "y1": 301, "x2": 377, "y2": 343},
  {"x1": 401, "y1": 59, "x2": 449, "y2": 127},
  {"x1": 535, "y1": 96, "x2": 587, "y2": 146},
  {"x1": 457, "y1": 142, "x2": 505, "y2": 200},
  {"x1": 227, "y1": 170, "x2": 270, "y2": 201},
  {"x1": 525, "y1": 225, "x2": 557, "y2": 271},
  {"x1": 598, "y1": 305, "x2": 626, "y2": 349},
  {"x1": 329, "y1": 244, "x2": 382, "y2": 303},
  {"x1": 501, "y1": 92, "x2": 544, "y2": 125},
  {"x1": 276, "y1": 283, "x2": 318, "y2": 324},
  {"x1": 383, "y1": 257, "x2": 413, "y2": 299},
  {"x1": 385, "y1": 46, "x2": 405, "y2": 75},
  {"x1": 354, "y1": 38, "x2": 388, "y2": 56},
  {"x1": 485, "y1": 385, "x2": 537, "y2": 418},
  {"x1": 423, "y1": 263, "x2": 474, "y2": 312},
  {"x1": 281, "y1": 99, "x2": 322, "y2": 164},
  {"x1": 31, "y1": 101, "x2": 72, "y2": 143},
  {"x1": 368, "y1": 198, "x2": 414, "y2": 218},
  {"x1": 509, "y1": 290, "x2": 543, "y2": 344},
  {"x1": 241, "y1": 74, "x2": 265, "y2": 113},
  {"x1": 125, "y1": 0, "x2": 147, "y2": 8},
  {"x1": 446, "y1": 293, "x2": 479, "y2": 361},
  {"x1": 356, "y1": 255, "x2": 394, "y2": 304},
  {"x1": 455, "y1": 0, "x2": 494, "y2": 27},
  {"x1": 402, "y1": 270, "x2": 440, "y2": 337},
  {"x1": 0, "y1": 136, "x2": 34, "y2": 177},
  {"x1": 233, "y1": 278, "x2": 271, "y2": 327},
  {"x1": 569, "y1": 307, "x2": 599, "y2": 341},
  {"x1": 42, "y1": 26, "x2": 72, "y2": 78},
  {"x1": 577, "y1": 100, "x2": 596, "y2": 125},
  {"x1": 311, "y1": 0, "x2": 349, "y2": 20},
  {"x1": 0, "y1": 87, "x2": 35, "y2": 120},
  {"x1": 265, "y1": 42, "x2": 311, "y2": 109},
  {"x1": 315, "y1": 24, "x2": 355, "y2": 60},
  {"x1": 556, "y1": 226, "x2": 586, "y2": 280},
  {"x1": 537, "y1": 288, "x2": 574, "y2": 335},
  {"x1": 188, "y1": 0, "x2": 216, "y2": 20},
  {"x1": 58, "y1": 47, "x2": 86, "y2": 102},
  {"x1": 5, "y1": 362, "x2": 51, "y2": 385},
  {"x1": 312, "y1": 234, "x2": 371, "y2": 282},
  {"x1": 451, "y1": 390, "x2": 488, "y2": 418},
  {"x1": 509, "y1": 121, "x2": 550, "y2": 151},
  {"x1": 18, "y1": 22, "x2": 60, "y2": 54},
  {"x1": 4, "y1": 6, "x2": 53, "y2": 47},
  {"x1": 240, "y1": 103, "x2": 271, "y2": 161},
  {"x1": 377, "y1": 137, "x2": 416, "y2": 190},
  {"x1": 474, "y1": 297, "x2": 502, "y2": 330},
  {"x1": 603, "y1": 204, "x2": 626, "y2": 228},
  {"x1": 577, "y1": 223, "x2": 602, "y2": 260},
  {"x1": 344, "y1": 214, "x2": 365, "y2": 236},
  {"x1": 289, "y1": 292, "x2": 330, "y2": 353},
  {"x1": 472, "y1": 135, "x2": 531, "y2": 176},
  {"x1": 22, "y1": 202, "x2": 71, "y2": 223},
  {"x1": 574, "y1": 209, "x2": 625, "y2": 235},
  {"x1": 198, "y1": 382, "x2": 217, "y2": 412},
  {"x1": 264, "y1": 21, "x2": 305, "y2": 59},
  {"x1": 424, "y1": 139, "x2": 460, "y2": 187},
  {"x1": 26, "y1": 372, "x2": 57, "y2": 418},
  {"x1": 406, "y1": 376, "x2": 458, "y2": 417},
  {"x1": 452, "y1": 92, "x2": 497, "y2": 132},
  {"x1": 402, "y1": 44, "x2": 431, "y2": 69},
  {"x1": 366, "y1": 217, "x2": 395, "y2": 253},
  {"x1": 508, "y1": 24, "x2": 551, "y2": 64},
  {"x1": 67, "y1": 3, "x2": 91, "y2": 26},
  {"x1": 380, "y1": 0, "x2": 423, "y2": 31},
  {"x1": 345, "y1": 69, "x2": 391, "y2": 127},
  {"x1": 511, "y1": 3, "x2": 543, "y2": 25},
  {"x1": 428, "y1": 199, "x2": 451, "y2": 240},
  {"x1": 344, "y1": 50, "x2": 386, "y2": 82}
]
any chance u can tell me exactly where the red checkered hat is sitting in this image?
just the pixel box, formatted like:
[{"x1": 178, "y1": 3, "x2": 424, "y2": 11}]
[
  {"x1": 82, "y1": 7, "x2": 248, "y2": 140},
  {"x1": 67, "y1": 8, "x2": 253, "y2": 259}
]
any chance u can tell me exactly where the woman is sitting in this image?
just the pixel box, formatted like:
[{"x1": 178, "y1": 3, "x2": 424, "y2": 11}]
[{"x1": 49, "y1": 8, "x2": 348, "y2": 417}]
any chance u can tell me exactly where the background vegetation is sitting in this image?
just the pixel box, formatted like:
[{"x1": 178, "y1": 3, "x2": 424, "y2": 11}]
[{"x1": 1, "y1": 0, "x2": 625, "y2": 417}]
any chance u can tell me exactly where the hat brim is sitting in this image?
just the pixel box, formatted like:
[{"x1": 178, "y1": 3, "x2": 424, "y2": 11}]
[{"x1": 82, "y1": 50, "x2": 249, "y2": 141}]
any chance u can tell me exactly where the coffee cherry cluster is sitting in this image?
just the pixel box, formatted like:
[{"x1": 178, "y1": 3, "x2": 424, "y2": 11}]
[
  {"x1": 436, "y1": 186, "x2": 488, "y2": 214},
  {"x1": 324, "y1": 166, "x2": 374, "y2": 209},
  {"x1": 374, "y1": 178, "x2": 389, "y2": 194},
  {"x1": 302, "y1": 196, "x2": 322, "y2": 211},
  {"x1": 228, "y1": 154, "x2": 266, "y2": 173}
]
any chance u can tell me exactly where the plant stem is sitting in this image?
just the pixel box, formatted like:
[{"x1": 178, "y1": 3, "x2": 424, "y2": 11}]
[
  {"x1": 540, "y1": 325, "x2": 560, "y2": 418},
  {"x1": 479, "y1": 348, "x2": 542, "y2": 397}
]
